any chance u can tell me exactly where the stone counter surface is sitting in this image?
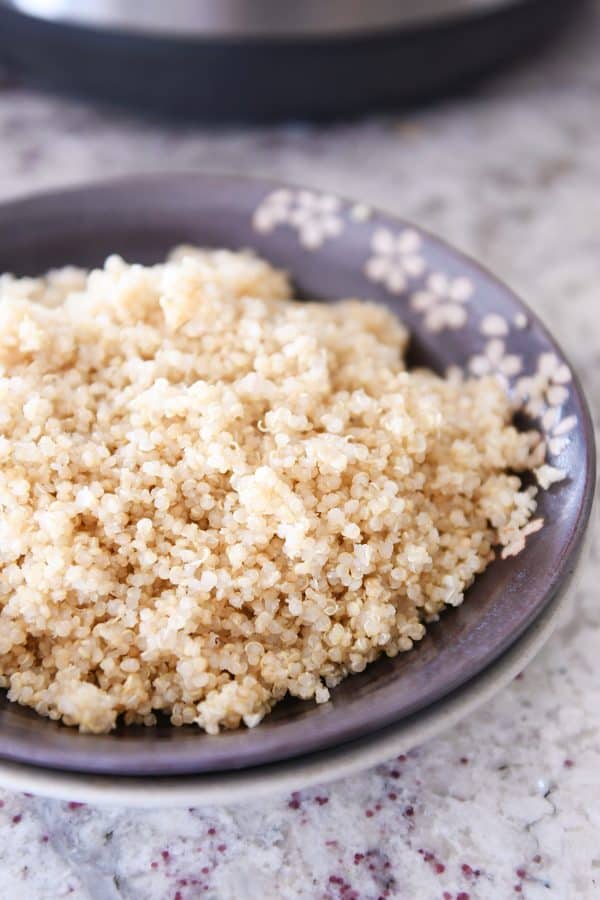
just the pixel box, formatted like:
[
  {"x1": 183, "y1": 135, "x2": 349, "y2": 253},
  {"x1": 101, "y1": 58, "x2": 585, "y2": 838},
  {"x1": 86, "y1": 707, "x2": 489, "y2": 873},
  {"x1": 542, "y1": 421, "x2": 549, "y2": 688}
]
[{"x1": 0, "y1": 5, "x2": 599, "y2": 899}]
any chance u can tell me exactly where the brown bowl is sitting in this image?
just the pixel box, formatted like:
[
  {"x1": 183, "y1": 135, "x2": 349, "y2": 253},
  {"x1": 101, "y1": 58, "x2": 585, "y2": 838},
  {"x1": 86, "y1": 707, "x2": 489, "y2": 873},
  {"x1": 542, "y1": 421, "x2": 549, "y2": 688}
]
[{"x1": 0, "y1": 174, "x2": 594, "y2": 776}]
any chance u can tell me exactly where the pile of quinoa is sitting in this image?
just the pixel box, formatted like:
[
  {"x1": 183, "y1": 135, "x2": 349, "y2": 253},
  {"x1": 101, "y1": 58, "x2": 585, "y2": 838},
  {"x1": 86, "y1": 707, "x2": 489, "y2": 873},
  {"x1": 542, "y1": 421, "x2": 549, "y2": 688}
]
[{"x1": 0, "y1": 247, "x2": 546, "y2": 734}]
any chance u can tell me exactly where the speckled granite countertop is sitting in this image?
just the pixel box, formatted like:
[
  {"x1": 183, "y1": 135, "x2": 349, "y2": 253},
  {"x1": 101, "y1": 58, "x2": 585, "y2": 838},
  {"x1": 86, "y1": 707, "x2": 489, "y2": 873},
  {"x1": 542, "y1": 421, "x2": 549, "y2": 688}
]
[{"x1": 1, "y1": 5, "x2": 599, "y2": 899}]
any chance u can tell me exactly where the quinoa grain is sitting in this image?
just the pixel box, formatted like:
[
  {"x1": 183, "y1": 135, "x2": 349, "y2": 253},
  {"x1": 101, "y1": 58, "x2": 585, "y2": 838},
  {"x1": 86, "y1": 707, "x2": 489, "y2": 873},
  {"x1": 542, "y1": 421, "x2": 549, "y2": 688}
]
[{"x1": 0, "y1": 247, "x2": 544, "y2": 733}]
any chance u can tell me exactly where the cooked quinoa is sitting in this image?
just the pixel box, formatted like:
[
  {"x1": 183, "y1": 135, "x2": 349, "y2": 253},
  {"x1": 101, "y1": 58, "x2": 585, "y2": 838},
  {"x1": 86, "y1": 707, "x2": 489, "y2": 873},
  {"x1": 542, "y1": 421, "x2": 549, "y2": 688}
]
[{"x1": 0, "y1": 247, "x2": 546, "y2": 734}]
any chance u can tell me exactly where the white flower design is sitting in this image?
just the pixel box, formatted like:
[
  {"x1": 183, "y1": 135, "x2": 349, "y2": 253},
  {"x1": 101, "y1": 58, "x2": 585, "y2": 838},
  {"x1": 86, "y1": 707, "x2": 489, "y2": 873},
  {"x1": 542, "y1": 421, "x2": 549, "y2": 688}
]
[
  {"x1": 253, "y1": 189, "x2": 343, "y2": 249},
  {"x1": 468, "y1": 338, "x2": 523, "y2": 387},
  {"x1": 514, "y1": 352, "x2": 572, "y2": 418},
  {"x1": 513, "y1": 312, "x2": 528, "y2": 330},
  {"x1": 350, "y1": 203, "x2": 372, "y2": 223},
  {"x1": 364, "y1": 228, "x2": 425, "y2": 294},
  {"x1": 479, "y1": 312, "x2": 509, "y2": 337},
  {"x1": 541, "y1": 406, "x2": 578, "y2": 456},
  {"x1": 252, "y1": 189, "x2": 291, "y2": 231},
  {"x1": 411, "y1": 272, "x2": 473, "y2": 332}
]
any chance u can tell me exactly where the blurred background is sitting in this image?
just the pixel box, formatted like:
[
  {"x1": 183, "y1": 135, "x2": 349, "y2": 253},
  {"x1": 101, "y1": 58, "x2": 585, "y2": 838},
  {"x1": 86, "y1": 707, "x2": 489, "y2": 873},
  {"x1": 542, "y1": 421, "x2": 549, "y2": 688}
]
[
  {"x1": 0, "y1": 1, "x2": 597, "y2": 412},
  {"x1": 0, "y1": 2, "x2": 598, "y2": 898},
  {"x1": 0, "y1": 0, "x2": 586, "y2": 120}
]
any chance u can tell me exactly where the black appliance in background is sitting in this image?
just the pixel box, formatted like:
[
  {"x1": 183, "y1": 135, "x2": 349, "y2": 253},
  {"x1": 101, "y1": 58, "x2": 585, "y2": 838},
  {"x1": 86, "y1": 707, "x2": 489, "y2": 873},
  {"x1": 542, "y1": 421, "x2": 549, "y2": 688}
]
[{"x1": 0, "y1": 1, "x2": 585, "y2": 121}]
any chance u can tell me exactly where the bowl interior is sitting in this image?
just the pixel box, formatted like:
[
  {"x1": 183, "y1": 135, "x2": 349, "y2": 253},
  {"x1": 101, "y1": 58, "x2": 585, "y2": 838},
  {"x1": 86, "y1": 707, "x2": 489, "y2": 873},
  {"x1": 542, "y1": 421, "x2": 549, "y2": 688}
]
[{"x1": 0, "y1": 174, "x2": 594, "y2": 775}]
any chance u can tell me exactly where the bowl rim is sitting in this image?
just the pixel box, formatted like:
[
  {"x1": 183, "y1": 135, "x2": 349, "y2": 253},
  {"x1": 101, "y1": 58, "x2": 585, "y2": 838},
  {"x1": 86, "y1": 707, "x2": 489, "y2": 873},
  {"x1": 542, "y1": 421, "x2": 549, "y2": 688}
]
[{"x1": 0, "y1": 172, "x2": 595, "y2": 777}]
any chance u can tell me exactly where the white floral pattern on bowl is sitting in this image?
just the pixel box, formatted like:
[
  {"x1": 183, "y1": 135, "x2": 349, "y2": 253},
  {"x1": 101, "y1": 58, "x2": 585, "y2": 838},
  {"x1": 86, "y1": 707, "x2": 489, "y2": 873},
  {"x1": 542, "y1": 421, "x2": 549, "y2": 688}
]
[
  {"x1": 514, "y1": 352, "x2": 573, "y2": 418},
  {"x1": 364, "y1": 227, "x2": 425, "y2": 294},
  {"x1": 480, "y1": 312, "x2": 510, "y2": 337},
  {"x1": 540, "y1": 406, "x2": 578, "y2": 456},
  {"x1": 253, "y1": 189, "x2": 344, "y2": 249},
  {"x1": 410, "y1": 272, "x2": 473, "y2": 332},
  {"x1": 467, "y1": 338, "x2": 523, "y2": 386}
]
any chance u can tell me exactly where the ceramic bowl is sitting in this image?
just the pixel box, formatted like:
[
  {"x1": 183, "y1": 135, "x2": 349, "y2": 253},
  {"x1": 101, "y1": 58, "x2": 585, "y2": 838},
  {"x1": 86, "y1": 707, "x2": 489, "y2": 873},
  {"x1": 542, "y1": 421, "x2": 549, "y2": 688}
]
[{"x1": 0, "y1": 174, "x2": 594, "y2": 787}]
